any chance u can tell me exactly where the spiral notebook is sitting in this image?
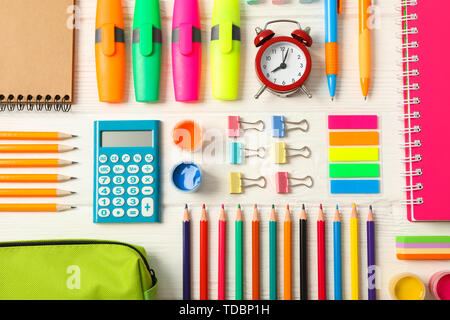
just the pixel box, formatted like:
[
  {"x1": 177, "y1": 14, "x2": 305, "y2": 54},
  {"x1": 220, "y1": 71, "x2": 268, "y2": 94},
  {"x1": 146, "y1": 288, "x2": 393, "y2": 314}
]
[
  {"x1": 402, "y1": 0, "x2": 449, "y2": 221},
  {"x1": 0, "y1": 0, "x2": 74, "y2": 112}
]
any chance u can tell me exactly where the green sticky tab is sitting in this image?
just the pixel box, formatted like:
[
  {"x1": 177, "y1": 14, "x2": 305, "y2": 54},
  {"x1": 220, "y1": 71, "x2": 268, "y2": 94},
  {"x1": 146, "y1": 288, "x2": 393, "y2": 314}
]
[
  {"x1": 396, "y1": 236, "x2": 450, "y2": 243},
  {"x1": 139, "y1": 24, "x2": 153, "y2": 56},
  {"x1": 329, "y1": 163, "x2": 380, "y2": 178}
]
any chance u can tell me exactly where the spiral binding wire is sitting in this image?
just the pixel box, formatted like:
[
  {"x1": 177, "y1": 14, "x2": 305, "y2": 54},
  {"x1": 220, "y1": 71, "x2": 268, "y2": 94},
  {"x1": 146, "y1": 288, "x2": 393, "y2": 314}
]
[
  {"x1": 0, "y1": 95, "x2": 71, "y2": 112},
  {"x1": 400, "y1": 0, "x2": 422, "y2": 208}
]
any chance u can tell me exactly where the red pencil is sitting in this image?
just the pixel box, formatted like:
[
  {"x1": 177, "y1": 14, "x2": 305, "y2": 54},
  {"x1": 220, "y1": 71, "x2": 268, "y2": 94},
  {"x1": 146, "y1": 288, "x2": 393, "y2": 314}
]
[
  {"x1": 218, "y1": 204, "x2": 226, "y2": 300},
  {"x1": 252, "y1": 204, "x2": 260, "y2": 300},
  {"x1": 317, "y1": 204, "x2": 326, "y2": 300},
  {"x1": 200, "y1": 204, "x2": 208, "y2": 300}
]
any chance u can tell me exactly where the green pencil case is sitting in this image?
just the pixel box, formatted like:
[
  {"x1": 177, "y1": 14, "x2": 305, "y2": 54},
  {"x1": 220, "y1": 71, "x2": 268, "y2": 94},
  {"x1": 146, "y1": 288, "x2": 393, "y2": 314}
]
[{"x1": 0, "y1": 239, "x2": 157, "y2": 300}]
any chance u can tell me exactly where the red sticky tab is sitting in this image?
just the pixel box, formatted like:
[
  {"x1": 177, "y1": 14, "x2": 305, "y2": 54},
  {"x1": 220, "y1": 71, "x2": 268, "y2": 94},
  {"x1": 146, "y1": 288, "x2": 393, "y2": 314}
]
[{"x1": 179, "y1": 23, "x2": 193, "y2": 56}]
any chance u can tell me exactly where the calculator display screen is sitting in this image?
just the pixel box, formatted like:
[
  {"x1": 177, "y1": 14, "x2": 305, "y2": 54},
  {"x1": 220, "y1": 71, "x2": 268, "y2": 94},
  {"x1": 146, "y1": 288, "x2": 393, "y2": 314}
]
[{"x1": 101, "y1": 131, "x2": 153, "y2": 147}]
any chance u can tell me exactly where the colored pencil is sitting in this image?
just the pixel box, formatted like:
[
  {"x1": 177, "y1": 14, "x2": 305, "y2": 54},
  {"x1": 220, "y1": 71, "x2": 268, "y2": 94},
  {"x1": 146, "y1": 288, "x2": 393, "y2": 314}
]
[
  {"x1": 0, "y1": 204, "x2": 75, "y2": 212},
  {"x1": 0, "y1": 189, "x2": 74, "y2": 197},
  {"x1": 235, "y1": 204, "x2": 243, "y2": 300},
  {"x1": 367, "y1": 205, "x2": 376, "y2": 300},
  {"x1": 252, "y1": 204, "x2": 260, "y2": 300},
  {"x1": 0, "y1": 144, "x2": 76, "y2": 153},
  {"x1": 300, "y1": 204, "x2": 308, "y2": 300},
  {"x1": 0, "y1": 159, "x2": 76, "y2": 168},
  {"x1": 351, "y1": 203, "x2": 360, "y2": 300},
  {"x1": 200, "y1": 204, "x2": 208, "y2": 300},
  {"x1": 284, "y1": 204, "x2": 292, "y2": 300},
  {"x1": 317, "y1": 204, "x2": 326, "y2": 300},
  {"x1": 218, "y1": 204, "x2": 226, "y2": 300},
  {"x1": 333, "y1": 205, "x2": 342, "y2": 300},
  {"x1": 183, "y1": 204, "x2": 191, "y2": 300},
  {"x1": 269, "y1": 204, "x2": 277, "y2": 300},
  {"x1": 0, "y1": 174, "x2": 75, "y2": 183},
  {"x1": 0, "y1": 132, "x2": 76, "y2": 140}
]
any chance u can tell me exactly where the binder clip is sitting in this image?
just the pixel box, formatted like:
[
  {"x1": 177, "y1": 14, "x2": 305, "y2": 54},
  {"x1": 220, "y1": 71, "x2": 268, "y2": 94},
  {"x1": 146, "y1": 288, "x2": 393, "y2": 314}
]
[
  {"x1": 275, "y1": 172, "x2": 314, "y2": 194},
  {"x1": 229, "y1": 172, "x2": 267, "y2": 194},
  {"x1": 228, "y1": 116, "x2": 265, "y2": 138},
  {"x1": 272, "y1": 116, "x2": 309, "y2": 138},
  {"x1": 273, "y1": 142, "x2": 312, "y2": 164},
  {"x1": 229, "y1": 142, "x2": 265, "y2": 164}
]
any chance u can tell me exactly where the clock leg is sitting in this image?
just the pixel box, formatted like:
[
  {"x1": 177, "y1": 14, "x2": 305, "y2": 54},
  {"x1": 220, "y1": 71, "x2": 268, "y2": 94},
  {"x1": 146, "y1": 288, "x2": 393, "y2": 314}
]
[
  {"x1": 254, "y1": 85, "x2": 267, "y2": 99},
  {"x1": 300, "y1": 85, "x2": 312, "y2": 99}
]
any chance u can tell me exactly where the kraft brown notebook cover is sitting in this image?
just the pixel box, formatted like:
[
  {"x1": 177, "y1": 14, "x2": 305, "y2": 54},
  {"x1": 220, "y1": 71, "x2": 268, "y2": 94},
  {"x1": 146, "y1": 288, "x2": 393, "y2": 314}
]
[{"x1": 0, "y1": 0, "x2": 74, "y2": 111}]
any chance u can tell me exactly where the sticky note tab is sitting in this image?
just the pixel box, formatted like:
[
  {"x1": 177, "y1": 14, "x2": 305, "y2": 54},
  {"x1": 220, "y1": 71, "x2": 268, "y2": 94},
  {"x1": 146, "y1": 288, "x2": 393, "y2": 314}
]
[
  {"x1": 329, "y1": 132, "x2": 379, "y2": 146},
  {"x1": 272, "y1": 116, "x2": 285, "y2": 138},
  {"x1": 228, "y1": 116, "x2": 240, "y2": 137},
  {"x1": 229, "y1": 172, "x2": 242, "y2": 194},
  {"x1": 273, "y1": 142, "x2": 287, "y2": 164},
  {"x1": 229, "y1": 142, "x2": 243, "y2": 164},
  {"x1": 330, "y1": 180, "x2": 380, "y2": 194},
  {"x1": 275, "y1": 172, "x2": 289, "y2": 193},
  {"x1": 247, "y1": 0, "x2": 259, "y2": 4},
  {"x1": 328, "y1": 115, "x2": 378, "y2": 130},
  {"x1": 329, "y1": 163, "x2": 380, "y2": 178},
  {"x1": 329, "y1": 147, "x2": 379, "y2": 162}
]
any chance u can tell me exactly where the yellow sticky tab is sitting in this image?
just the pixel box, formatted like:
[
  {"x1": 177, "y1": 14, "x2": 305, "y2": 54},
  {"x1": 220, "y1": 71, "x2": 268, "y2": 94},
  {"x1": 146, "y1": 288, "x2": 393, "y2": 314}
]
[
  {"x1": 329, "y1": 147, "x2": 379, "y2": 162},
  {"x1": 229, "y1": 172, "x2": 242, "y2": 194},
  {"x1": 101, "y1": 23, "x2": 116, "y2": 56},
  {"x1": 219, "y1": 21, "x2": 233, "y2": 54},
  {"x1": 273, "y1": 142, "x2": 287, "y2": 164}
]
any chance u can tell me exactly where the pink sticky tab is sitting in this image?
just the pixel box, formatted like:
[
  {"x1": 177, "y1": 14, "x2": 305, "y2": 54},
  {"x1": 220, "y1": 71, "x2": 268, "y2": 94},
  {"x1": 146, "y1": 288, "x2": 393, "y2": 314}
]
[
  {"x1": 275, "y1": 172, "x2": 289, "y2": 194},
  {"x1": 228, "y1": 116, "x2": 240, "y2": 137},
  {"x1": 179, "y1": 23, "x2": 193, "y2": 56},
  {"x1": 328, "y1": 115, "x2": 378, "y2": 130}
]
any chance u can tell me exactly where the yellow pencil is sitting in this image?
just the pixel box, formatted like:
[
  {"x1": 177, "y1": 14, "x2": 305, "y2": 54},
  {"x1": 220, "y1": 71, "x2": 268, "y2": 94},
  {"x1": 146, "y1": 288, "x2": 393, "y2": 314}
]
[
  {"x1": 0, "y1": 132, "x2": 76, "y2": 140},
  {"x1": 284, "y1": 204, "x2": 292, "y2": 300},
  {"x1": 351, "y1": 203, "x2": 359, "y2": 300},
  {"x1": 0, "y1": 159, "x2": 76, "y2": 168},
  {"x1": 0, "y1": 189, "x2": 75, "y2": 197},
  {"x1": 0, "y1": 203, "x2": 75, "y2": 212},
  {"x1": 0, "y1": 144, "x2": 76, "y2": 153}
]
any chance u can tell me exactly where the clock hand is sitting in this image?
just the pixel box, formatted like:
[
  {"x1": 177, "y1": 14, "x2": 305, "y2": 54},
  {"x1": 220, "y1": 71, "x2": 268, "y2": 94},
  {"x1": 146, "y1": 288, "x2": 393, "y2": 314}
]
[
  {"x1": 271, "y1": 50, "x2": 290, "y2": 73},
  {"x1": 282, "y1": 49, "x2": 289, "y2": 64}
]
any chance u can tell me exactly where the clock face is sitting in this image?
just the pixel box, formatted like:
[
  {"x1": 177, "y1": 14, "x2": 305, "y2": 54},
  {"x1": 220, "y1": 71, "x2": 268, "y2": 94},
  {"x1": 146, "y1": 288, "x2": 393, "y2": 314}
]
[{"x1": 260, "y1": 41, "x2": 308, "y2": 88}]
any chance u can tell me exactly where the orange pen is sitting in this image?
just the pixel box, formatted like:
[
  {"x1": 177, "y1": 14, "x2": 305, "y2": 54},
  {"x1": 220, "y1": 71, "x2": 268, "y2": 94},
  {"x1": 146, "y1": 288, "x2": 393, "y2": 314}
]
[
  {"x1": 0, "y1": 174, "x2": 74, "y2": 183},
  {"x1": 0, "y1": 159, "x2": 76, "y2": 167},
  {"x1": 95, "y1": 0, "x2": 125, "y2": 102},
  {"x1": 359, "y1": 0, "x2": 372, "y2": 99},
  {"x1": 0, "y1": 144, "x2": 76, "y2": 153},
  {"x1": 0, "y1": 189, "x2": 74, "y2": 197},
  {"x1": 0, "y1": 204, "x2": 74, "y2": 212},
  {"x1": 0, "y1": 132, "x2": 76, "y2": 140}
]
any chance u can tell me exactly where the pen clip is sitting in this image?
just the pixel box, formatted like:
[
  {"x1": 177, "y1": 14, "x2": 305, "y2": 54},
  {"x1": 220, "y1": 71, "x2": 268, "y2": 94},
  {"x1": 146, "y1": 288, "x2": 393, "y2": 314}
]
[
  {"x1": 139, "y1": 24, "x2": 154, "y2": 56},
  {"x1": 179, "y1": 23, "x2": 193, "y2": 56},
  {"x1": 101, "y1": 23, "x2": 116, "y2": 56},
  {"x1": 338, "y1": 0, "x2": 342, "y2": 14},
  {"x1": 219, "y1": 21, "x2": 233, "y2": 54}
]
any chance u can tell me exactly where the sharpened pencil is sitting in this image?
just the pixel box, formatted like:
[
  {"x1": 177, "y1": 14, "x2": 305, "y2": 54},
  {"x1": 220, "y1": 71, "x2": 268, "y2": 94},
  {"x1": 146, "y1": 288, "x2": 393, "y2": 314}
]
[
  {"x1": 218, "y1": 204, "x2": 226, "y2": 300},
  {"x1": 317, "y1": 204, "x2": 326, "y2": 300},
  {"x1": 0, "y1": 204, "x2": 75, "y2": 212},
  {"x1": 200, "y1": 204, "x2": 208, "y2": 300},
  {"x1": 252, "y1": 204, "x2": 260, "y2": 300},
  {"x1": 351, "y1": 203, "x2": 360, "y2": 300},
  {"x1": 0, "y1": 144, "x2": 76, "y2": 153},
  {"x1": 334, "y1": 205, "x2": 342, "y2": 300},
  {"x1": 0, "y1": 189, "x2": 74, "y2": 197},
  {"x1": 235, "y1": 204, "x2": 243, "y2": 300},
  {"x1": 0, "y1": 159, "x2": 76, "y2": 168},
  {"x1": 367, "y1": 205, "x2": 376, "y2": 300},
  {"x1": 0, "y1": 131, "x2": 76, "y2": 140},
  {"x1": 183, "y1": 204, "x2": 191, "y2": 300},
  {"x1": 284, "y1": 204, "x2": 292, "y2": 300},
  {"x1": 269, "y1": 204, "x2": 277, "y2": 300},
  {"x1": 300, "y1": 204, "x2": 308, "y2": 300}
]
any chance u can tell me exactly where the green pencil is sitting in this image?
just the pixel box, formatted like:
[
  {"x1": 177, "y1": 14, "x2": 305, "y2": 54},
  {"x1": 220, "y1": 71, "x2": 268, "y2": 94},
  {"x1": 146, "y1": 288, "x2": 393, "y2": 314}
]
[
  {"x1": 269, "y1": 204, "x2": 277, "y2": 300},
  {"x1": 235, "y1": 204, "x2": 243, "y2": 300}
]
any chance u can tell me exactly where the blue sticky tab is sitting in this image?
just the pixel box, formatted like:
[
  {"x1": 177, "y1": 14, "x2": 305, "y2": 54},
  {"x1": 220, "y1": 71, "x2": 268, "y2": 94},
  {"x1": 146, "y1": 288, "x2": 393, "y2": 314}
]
[
  {"x1": 272, "y1": 116, "x2": 285, "y2": 138},
  {"x1": 331, "y1": 180, "x2": 380, "y2": 194},
  {"x1": 229, "y1": 142, "x2": 243, "y2": 164}
]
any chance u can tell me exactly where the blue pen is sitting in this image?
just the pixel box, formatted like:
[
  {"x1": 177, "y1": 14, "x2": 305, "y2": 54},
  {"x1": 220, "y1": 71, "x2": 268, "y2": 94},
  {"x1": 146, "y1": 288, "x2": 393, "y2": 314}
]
[
  {"x1": 333, "y1": 204, "x2": 342, "y2": 300},
  {"x1": 325, "y1": 0, "x2": 341, "y2": 100}
]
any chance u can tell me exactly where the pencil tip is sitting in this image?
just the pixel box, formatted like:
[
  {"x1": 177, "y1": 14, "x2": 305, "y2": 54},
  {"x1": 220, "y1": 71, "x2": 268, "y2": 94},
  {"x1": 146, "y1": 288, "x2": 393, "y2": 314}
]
[
  {"x1": 70, "y1": 191, "x2": 76, "y2": 195},
  {"x1": 254, "y1": 204, "x2": 257, "y2": 209},
  {"x1": 302, "y1": 203, "x2": 305, "y2": 210},
  {"x1": 369, "y1": 205, "x2": 373, "y2": 211},
  {"x1": 286, "y1": 204, "x2": 289, "y2": 210},
  {"x1": 364, "y1": 96, "x2": 368, "y2": 101},
  {"x1": 185, "y1": 204, "x2": 188, "y2": 210},
  {"x1": 319, "y1": 203, "x2": 323, "y2": 210},
  {"x1": 221, "y1": 204, "x2": 224, "y2": 210},
  {"x1": 238, "y1": 204, "x2": 241, "y2": 209},
  {"x1": 272, "y1": 204, "x2": 275, "y2": 209},
  {"x1": 70, "y1": 177, "x2": 77, "y2": 180},
  {"x1": 336, "y1": 204, "x2": 339, "y2": 210},
  {"x1": 353, "y1": 203, "x2": 356, "y2": 208},
  {"x1": 70, "y1": 206, "x2": 76, "y2": 209},
  {"x1": 72, "y1": 161, "x2": 78, "y2": 165},
  {"x1": 202, "y1": 204, "x2": 206, "y2": 209},
  {"x1": 72, "y1": 134, "x2": 78, "y2": 138}
]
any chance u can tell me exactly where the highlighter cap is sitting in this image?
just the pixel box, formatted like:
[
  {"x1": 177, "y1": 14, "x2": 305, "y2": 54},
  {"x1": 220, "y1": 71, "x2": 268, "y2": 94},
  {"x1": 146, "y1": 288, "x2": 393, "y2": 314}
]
[
  {"x1": 212, "y1": 0, "x2": 240, "y2": 27},
  {"x1": 96, "y1": 0, "x2": 124, "y2": 29},
  {"x1": 173, "y1": 0, "x2": 201, "y2": 29},
  {"x1": 133, "y1": 0, "x2": 161, "y2": 29}
]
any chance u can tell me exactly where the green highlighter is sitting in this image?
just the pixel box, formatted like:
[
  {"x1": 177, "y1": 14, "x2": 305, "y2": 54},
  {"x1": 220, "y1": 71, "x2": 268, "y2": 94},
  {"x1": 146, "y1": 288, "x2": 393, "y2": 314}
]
[{"x1": 132, "y1": 0, "x2": 162, "y2": 102}]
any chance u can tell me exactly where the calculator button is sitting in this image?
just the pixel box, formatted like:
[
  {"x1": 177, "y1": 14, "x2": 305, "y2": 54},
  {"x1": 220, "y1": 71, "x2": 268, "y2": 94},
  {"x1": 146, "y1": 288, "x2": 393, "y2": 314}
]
[
  {"x1": 98, "y1": 197, "x2": 110, "y2": 207},
  {"x1": 98, "y1": 208, "x2": 110, "y2": 218},
  {"x1": 113, "y1": 176, "x2": 125, "y2": 185},
  {"x1": 113, "y1": 165, "x2": 125, "y2": 174},
  {"x1": 145, "y1": 154, "x2": 154, "y2": 163},
  {"x1": 112, "y1": 197, "x2": 125, "y2": 207},
  {"x1": 112, "y1": 208, "x2": 125, "y2": 217},
  {"x1": 98, "y1": 186, "x2": 111, "y2": 196},
  {"x1": 99, "y1": 154, "x2": 108, "y2": 163},
  {"x1": 127, "y1": 208, "x2": 140, "y2": 217},
  {"x1": 112, "y1": 186, "x2": 125, "y2": 196},
  {"x1": 110, "y1": 154, "x2": 120, "y2": 163},
  {"x1": 122, "y1": 154, "x2": 131, "y2": 163},
  {"x1": 98, "y1": 176, "x2": 111, "y2": 185},
  {"x1": 127, "y1": 197, "x2": 139, "y2": 206},
  {"x1": 99, "y1": 165, "x2": 111, "y2": 174},
  {"x1": 142, "y1": 175, "x2": 154, "y2": 185},
  {"x1": 142, "y1": 165, "x2": 154, "y2": 174},
  {"x1": 127, "y1": 186, "x2": 139, "y2": 196},
  {"x1": 127, "y1": 165, "x2": 140, "y2": 174},
  {"x1": 142, "y1": 186, "x2": 154, "y2": 195},
  {"x1": 133, "y1": 154, "x2": 142, "y2": 163},
  {"x1": 127, "y1": 175, "x2": 139, "y2": 185},
  {"x1": 141, "y1": 198, "x2": 154, "y2": 217}
]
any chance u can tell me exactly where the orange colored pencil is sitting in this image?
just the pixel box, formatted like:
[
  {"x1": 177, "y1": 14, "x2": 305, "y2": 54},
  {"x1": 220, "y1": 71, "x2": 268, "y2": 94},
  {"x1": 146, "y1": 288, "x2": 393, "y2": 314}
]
[
  {"x1": 0, "y1": 189, "x2": 74, "y2": 197},
  {"x1": 0, "y1": 132, "x2": 76, "y2": 140},
  {"x1": 252, "y1": 204, "x2": 260, "y2": 300},
  {"x1": 0, "y1": 204, "x2": 74, "y2": 212},
  {"x1": 0, "y1": 159, "x2": 76, "y2": 168},
  {"x1": 0, "y1": 144, "x2": 76, "y2": 153},
  {"x1": 284, "y1": 204, "x2": 292, "y2": 300},
  {"x1": 0, "y1": 174, "x2": 74, "y2": 183}
]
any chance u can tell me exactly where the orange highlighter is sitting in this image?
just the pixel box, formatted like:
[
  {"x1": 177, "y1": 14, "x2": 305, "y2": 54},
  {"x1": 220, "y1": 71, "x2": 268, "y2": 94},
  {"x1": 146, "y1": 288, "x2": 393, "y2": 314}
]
[{"x1": 95, "y1": 0, "x2": 125, "y2": 102}]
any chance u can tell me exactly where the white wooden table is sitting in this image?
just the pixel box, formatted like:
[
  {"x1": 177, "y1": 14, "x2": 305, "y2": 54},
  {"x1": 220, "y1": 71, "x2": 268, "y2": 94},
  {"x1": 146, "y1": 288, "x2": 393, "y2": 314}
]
[{"x1": 0, "y1": 0, "x2": 448, "y2": 300}]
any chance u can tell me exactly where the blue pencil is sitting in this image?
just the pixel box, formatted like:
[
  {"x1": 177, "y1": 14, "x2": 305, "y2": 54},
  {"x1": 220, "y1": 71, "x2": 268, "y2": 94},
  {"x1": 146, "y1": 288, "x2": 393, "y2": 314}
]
[{"x1": 333, "y1": 205, "x2": 342, "y2": 300}]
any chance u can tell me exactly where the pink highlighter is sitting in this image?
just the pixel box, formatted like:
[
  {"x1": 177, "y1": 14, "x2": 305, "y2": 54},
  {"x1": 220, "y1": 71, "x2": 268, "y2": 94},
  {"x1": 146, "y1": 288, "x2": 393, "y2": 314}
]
[{"x1": 172, "y1": 0, "x2": 202, "y2": 102}]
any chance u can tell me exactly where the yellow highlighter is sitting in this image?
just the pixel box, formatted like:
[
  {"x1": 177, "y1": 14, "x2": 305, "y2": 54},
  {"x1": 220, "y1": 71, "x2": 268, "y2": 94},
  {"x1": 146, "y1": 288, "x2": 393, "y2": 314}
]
[{"x1": 211, "y1": 0, "x2": 241, "y2": 100}]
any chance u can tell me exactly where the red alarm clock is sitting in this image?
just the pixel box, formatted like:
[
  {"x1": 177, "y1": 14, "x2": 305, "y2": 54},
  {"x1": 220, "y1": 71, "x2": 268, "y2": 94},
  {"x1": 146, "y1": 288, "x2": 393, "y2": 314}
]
[{"x1": 254, "y1": 20, "x2": 313, "y2": 99}]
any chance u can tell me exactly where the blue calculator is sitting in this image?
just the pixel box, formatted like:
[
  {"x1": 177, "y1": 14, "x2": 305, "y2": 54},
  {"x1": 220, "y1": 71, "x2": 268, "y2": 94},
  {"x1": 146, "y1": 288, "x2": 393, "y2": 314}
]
[{"x1": 93, "y1": 120, "x2": 160, "y2": 223}]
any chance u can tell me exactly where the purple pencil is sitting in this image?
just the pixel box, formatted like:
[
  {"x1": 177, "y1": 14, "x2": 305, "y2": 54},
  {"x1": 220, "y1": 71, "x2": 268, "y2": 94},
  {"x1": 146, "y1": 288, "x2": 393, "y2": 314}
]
[
  {"x1": 183, "y1": 204, "x2": 191, "y2": 300},
  {"x1": 367, "y1": 206, "x2": 376, "y2": 300}
]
